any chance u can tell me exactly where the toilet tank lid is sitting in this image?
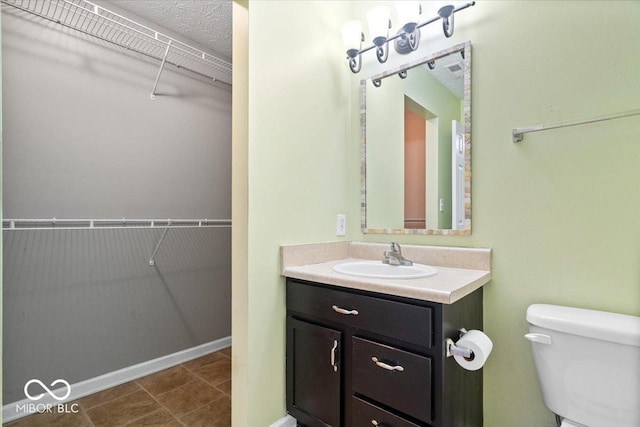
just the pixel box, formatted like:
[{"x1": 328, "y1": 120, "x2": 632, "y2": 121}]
[{"x1": 527, "y1": 304, "x2": 640, "y2": 347}]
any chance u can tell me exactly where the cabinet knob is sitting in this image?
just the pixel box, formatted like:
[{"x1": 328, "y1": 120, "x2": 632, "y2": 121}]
[
  {"x1": 371, "y1": 420, "x2": 379, "y2": 426},
  {"x1": 371, "y1": 356, "x2": 405, "y2": 372},
  {"x1": 331, "y1": 305, "x2": 359, "y2": 316}
]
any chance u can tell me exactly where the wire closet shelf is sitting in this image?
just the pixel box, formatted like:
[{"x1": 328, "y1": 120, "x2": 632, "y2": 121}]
[
  {"x1": 2, "y1": 219, "x2": 232, "y2": 266},
  {"x1": 2, "y1": 218, "x2": 232, "y2": 231},
  {"x1": 1, "y1": 0, "x2": 232, "y2": 93}
]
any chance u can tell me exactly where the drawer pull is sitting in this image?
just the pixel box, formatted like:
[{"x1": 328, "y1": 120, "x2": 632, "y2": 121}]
[
  {"x1": 371, "y1": 356, "x2": 405, "y2": 372},
  {"x1": 371, "y1": 421, "x2": 380, "y2": 426},
  {"x1": 332, "y1": 305, "x2": 359, "y2": 316},
  {"x1": 331, "y1": 340, "x2": 338, "y2": 372}
]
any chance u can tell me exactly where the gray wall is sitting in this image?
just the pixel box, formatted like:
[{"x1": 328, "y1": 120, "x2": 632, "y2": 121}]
[{"x1": 2, "y1": 4, "x2": 231, "y2": 403}]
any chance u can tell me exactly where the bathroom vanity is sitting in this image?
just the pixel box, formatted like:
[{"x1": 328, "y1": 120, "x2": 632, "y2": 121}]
[{"x1": 282, "y1": 242, "x2": 492, "y2": 427}]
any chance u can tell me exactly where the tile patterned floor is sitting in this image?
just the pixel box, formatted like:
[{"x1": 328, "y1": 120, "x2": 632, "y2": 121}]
[{"x1": 4, "y1": 348, "x2": 232, "y2": 427}]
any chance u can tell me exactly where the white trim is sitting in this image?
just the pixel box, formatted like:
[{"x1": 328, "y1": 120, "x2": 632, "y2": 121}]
[
  {"x1": 2, "y1": 336, "x2": 231, "y2": 423},
  {"x1": 270, "y1": 414, "x2": 297, "y2": 427}
]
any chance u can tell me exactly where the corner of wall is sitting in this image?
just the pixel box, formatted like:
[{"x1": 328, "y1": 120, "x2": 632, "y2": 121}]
[{"x1": 231, "y1": 2, "x2": 249, "y2": 427}]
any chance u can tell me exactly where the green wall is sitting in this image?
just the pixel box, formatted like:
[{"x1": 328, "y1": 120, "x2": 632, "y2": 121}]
[
  {"x1": 356, "y1": 2, "x2": 640, "y2": 426},
  {"x1": 242, "y1": 1, "x2": 354, "y2": 424},
  {"x1": 0, "y1": 5, "x2": 3, "y2": 414},
  {"x1": 238, "y1": 1, "x2": 640, "y2": 426}
]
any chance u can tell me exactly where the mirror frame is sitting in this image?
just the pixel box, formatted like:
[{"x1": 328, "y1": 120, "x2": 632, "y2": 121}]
[{"x1": 360, "y1": 41, "x2": 471, "y2": 235}]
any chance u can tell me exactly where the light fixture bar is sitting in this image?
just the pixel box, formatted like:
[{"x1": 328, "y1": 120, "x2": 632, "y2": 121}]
[
  {"x1": 345, "y1": 1, "x2": 475, "y2": 73},
  {"x1": 388, "y1": 2, "x2": 475, "y2": 50}
]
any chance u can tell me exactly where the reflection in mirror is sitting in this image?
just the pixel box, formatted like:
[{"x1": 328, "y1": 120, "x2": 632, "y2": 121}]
[{"x1": 362, "y1": 41, "x2": 471, "y2": 235}]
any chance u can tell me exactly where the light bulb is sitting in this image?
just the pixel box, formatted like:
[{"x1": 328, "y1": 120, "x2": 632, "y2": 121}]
[
  {"x1": 395, "y1": 1, "x2": 421, "y2": 32},
  {"x1": 367, "y1": 6, "x2": 390, "y2": 46},
  {"x1": 342, "y1": 20, "x2": 362, "y2": 51}
]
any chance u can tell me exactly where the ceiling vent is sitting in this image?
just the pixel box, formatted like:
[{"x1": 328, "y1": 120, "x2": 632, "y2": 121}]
[{"x1": 446, "y1": 63, "x2": 464, "y2": 77}]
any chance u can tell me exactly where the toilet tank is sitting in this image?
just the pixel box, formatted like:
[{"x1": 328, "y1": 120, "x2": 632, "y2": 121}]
[{"x1": 526, "y1": 304, "x2": 640, "y2": 427}]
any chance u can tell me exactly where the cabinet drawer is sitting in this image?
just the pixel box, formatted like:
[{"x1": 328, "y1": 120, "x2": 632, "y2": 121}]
[
  {"x1": 352, "y1": 396, "x2": 423, "y2": 427},
  {"x1": 352, "y1": 337, "x2": 432, "y2": 424},
  {"x1": 287, "y1": 280, "x2": 432, "y2": 348}
]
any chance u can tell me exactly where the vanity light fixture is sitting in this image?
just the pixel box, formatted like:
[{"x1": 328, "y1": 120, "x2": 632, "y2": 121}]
[
  {"x1": 438, "y1": 4, "x2": 456, "y2": 37},
  {"x1": 342, "y1": 1, "x2": 475, "y2": 74},
  {"x1": 342, "y1": 20, "x2": 364, "y2": 73},
  {"x1": 394, "y1": 1, "x2": 422, "y2": 54},
  {"x1": 367, "y1": 6, "x2": 391, "y2": 63}
]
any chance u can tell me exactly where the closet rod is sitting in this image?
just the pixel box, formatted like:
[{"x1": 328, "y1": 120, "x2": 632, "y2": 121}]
[
  {"x1": 3, "y1": 218, "x2": 231, "y2": 231},
  {"x1": 1, "y1": 0, "x2": 232, "y2": 89},
  {"x1": 512, "y1": 108, "x2": 640, "y2": 143}
]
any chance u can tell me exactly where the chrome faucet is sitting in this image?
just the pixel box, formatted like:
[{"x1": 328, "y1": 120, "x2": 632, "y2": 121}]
[{"x1": 383, "y1": 242, "x2": 413, "y2": 266}]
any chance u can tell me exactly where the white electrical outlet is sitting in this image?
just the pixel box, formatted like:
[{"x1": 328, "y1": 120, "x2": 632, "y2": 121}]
[
  {"x1": 336, "y1": 214, "x2": 346, "y2": 236},
  {"x1": 439, "y1": 199, "x2": 445, "y2": 212}
]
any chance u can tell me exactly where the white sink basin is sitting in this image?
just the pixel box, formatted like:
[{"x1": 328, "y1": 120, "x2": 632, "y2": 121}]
[{"x1": 332, "y1": 260, "x2": 437, "y2": 279}]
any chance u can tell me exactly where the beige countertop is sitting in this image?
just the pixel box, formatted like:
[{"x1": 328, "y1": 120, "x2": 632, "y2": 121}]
[{"x1": 281, "y1": 242, "x2": 492, "y2": 304}]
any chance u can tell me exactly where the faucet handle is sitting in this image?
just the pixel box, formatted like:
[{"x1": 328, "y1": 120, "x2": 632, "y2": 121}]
[{"x1": 388, "y1": 242, "x2": 401, "y2": 253}]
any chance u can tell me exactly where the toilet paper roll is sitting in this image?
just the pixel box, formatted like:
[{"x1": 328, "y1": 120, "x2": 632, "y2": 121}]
[{"x1": 453, "y1": 329, "x2": 493, "y2": 371}]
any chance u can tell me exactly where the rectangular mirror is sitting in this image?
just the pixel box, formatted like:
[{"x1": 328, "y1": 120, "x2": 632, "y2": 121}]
[{"x1": 361, "y1": 41, "x2": 471, "y2": 235}]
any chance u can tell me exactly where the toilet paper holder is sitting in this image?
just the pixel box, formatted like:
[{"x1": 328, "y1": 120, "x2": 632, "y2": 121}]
[{"x1": 446, "y1": 328, "x2": 474, "y2": 360}]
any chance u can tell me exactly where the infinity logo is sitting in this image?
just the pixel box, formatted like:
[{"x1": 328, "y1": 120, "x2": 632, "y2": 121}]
[{"x1": 24, "y1": 379, "x2": 71, "y2": 401}]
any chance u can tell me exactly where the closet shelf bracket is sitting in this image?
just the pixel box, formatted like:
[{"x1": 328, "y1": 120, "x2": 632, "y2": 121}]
[
  {"x1": 150, "y1": 41, "x2": 172, "y2": 100},
  {"x1": 149, "y1": 225, "x2": 171, "y2": 266}
]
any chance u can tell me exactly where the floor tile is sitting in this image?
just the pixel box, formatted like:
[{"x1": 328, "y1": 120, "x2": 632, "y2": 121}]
[
  {"x1": 192, "y1": 359, "x2": 231, "y2": 386},
  {"x1": 135, "y1": 366, "x2": 197, "y2": 397},
  {"x1": 86, "y1": 389, "x2": 160, "y2": 427},
  {"x1": 180, "y1": 396, "x2": 231, "y2": 427},
  {"x1": 3, "y1": 406, "x2": 92, "y2": 427},
  {"x1": 4, "y1": 353, "x2": 232, "y2": 427},
  {"x1": 182, "y1": 351, "x2": 228, "y2": 371},
  {"x1": 155, "y1": 378, "x2": 225, "y2": 418},
  {"x1": 78, "y1": 381, "x2": 141, "y2": 410},
  {"x1": 215, "y1": 380, "x2": 231, "y2": 396},
  {"x1": 123, "y1": 409, "x2": 181, "y2": 426}
]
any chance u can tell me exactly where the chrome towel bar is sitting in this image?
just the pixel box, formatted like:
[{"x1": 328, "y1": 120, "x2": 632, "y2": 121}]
[{"x1": 512, "y1": 108, "x2": 640, "y2": 143}]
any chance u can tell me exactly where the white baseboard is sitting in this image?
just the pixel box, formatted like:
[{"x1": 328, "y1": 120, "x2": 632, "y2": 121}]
[
  {"x1": 270, "y1": 414, "x2": 297, "y2": 427},
  {"x1": 2, "y1": 336, "x2": 231, "y2": 423}
]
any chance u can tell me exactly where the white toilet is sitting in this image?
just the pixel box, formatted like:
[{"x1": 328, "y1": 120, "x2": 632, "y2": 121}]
[{"x1": 525, "y1": 304, "x2": 640, "y2": 427}]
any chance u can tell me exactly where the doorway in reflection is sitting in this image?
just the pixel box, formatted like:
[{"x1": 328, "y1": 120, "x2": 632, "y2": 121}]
[{"x1": 403, "y1": 97, "x2": 444, "y2": 230}]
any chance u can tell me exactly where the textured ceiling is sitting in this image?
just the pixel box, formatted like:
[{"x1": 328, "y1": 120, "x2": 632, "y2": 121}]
[{"x1": 113, "y1": 0, "x2": 232, "y2": 62}]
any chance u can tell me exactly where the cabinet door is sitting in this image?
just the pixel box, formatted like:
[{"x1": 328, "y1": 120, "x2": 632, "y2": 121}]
[{"x1": 287, "y1": 317, "x2": 342, "y2": 427}]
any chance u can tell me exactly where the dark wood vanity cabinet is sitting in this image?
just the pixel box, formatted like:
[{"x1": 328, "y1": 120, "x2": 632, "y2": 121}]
[{"x1": 286, "y1": 278, "x2": 483, "y2": 427}]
